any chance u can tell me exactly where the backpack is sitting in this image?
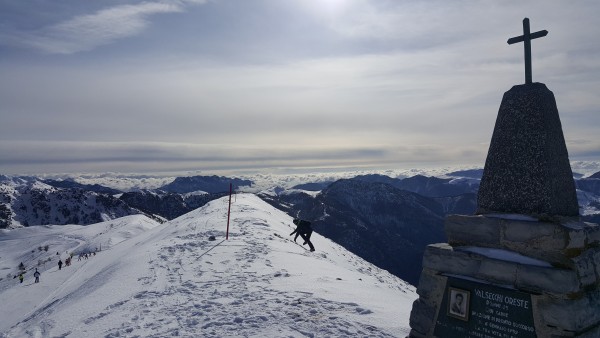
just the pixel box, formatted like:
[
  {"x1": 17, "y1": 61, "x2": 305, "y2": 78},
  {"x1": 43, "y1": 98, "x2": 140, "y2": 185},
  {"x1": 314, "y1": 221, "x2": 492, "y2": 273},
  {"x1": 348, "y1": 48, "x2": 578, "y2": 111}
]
[{"x1": 293, "y1": 219, "x2": 311, "y2": 227}]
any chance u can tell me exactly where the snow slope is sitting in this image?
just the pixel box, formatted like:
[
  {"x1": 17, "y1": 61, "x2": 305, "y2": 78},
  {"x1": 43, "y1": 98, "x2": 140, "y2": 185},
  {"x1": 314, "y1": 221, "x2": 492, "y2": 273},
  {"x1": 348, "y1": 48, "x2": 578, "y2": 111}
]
[{"x1": 0, "y1": 194, "x2": 416, "y2": 337}]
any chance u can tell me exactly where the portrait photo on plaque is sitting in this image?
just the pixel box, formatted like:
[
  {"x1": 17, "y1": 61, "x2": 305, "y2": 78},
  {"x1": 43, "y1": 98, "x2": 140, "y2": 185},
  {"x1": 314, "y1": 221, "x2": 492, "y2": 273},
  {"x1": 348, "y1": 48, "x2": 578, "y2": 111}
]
[{"x1": 447, "y1": 287, "x2": 470, "y2": 321}]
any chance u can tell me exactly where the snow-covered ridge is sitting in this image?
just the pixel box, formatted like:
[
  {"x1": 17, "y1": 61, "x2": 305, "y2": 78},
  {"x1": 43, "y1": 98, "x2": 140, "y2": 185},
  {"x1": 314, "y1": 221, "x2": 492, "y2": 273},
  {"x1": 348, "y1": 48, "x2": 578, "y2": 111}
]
[{"x1": 0, "y1": 194, "x2": 416, "y2": 337}]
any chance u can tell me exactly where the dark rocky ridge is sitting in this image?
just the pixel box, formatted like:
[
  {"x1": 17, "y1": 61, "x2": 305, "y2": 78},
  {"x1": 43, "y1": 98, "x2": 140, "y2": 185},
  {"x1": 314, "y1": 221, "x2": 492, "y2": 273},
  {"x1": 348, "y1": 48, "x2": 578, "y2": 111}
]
[
  {"x1": 352, "y1": 174, "x2": 478, "y2": 198},
  {"x1": 291, "y1": 182, "x2": 333, "y2": 191},
  {"x1": 43, "y1": 179, "x2": 122, "y2": 195},
  {"x1": 260, "y1": 178, "x2": 448, "y2": 285},
  {"x1": 119, "y1": 190, "x2": 227, "y2": 220},
  {"x1": 160, "y1": 175, "x2": 252, "y2": 194}
]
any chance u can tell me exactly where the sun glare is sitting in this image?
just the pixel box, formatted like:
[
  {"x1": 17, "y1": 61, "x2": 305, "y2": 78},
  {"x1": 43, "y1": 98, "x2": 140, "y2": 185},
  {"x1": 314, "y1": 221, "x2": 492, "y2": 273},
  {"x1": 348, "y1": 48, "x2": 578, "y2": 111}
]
[
  {"x1": 305, "y1": 0, "x2": 348, "y2": 17},
  {"x1": 322, "y1": 0, "x2": 346, "y2": 7}
]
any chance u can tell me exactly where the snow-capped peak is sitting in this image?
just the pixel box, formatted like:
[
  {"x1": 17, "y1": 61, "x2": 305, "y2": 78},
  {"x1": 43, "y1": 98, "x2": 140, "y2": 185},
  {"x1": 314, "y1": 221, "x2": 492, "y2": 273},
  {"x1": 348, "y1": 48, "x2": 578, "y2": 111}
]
[{"x1": 1, "y1": 193, "x2": 416, "y2": 337}]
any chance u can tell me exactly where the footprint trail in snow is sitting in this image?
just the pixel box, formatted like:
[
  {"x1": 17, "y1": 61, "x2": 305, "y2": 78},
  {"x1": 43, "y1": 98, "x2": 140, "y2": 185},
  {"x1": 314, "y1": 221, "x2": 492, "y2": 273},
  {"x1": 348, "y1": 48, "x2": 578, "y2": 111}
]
[{"x1": 2, "y1": 194, "x2": 416, "y2": 337}]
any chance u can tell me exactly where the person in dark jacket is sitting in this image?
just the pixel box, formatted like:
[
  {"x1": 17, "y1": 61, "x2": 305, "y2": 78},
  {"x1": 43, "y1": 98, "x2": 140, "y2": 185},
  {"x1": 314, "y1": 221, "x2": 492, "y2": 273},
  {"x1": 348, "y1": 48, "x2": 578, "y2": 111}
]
[
  {"x1": 58, "y1": 259, "x2": 63, "y2": 270},
  {"x1": 34, "y1": 269, "x2": 41, "y2": 283},
  {"x1": 290, "y1": 218, "x2": 315, "y2": 251}
]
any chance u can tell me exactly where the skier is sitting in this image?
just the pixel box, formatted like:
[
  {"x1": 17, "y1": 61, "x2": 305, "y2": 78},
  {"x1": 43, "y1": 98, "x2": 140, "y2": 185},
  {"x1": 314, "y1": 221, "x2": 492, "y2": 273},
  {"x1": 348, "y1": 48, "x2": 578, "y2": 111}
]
[
  {"x1": 58, "y1": 259, "x2": 63, "y2": 270},
  {"x1": 34, "y1": 269, "x2": 40, "y2": 283},
  {"x1": 290, "y1": 218, "x2": 315, "y2": 252},
  {"x1": 18, "y1": 272, "x2": 24, "y2": 284}
]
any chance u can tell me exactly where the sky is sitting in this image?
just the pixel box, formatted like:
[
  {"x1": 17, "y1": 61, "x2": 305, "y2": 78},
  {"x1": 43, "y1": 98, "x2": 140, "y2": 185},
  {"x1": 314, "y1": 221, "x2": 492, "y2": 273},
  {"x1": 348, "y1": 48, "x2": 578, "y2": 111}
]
[{"x1": 1, "y1": 0, "x2": 599, "y2": 175}]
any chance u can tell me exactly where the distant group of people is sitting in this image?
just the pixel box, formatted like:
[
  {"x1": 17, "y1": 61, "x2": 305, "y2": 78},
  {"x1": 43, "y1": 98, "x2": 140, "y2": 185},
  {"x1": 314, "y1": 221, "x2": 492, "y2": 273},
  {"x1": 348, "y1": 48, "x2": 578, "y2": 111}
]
[
  {"x1": 18, "y1": 249, "x2": 99, "y2": 285},
  {"x1": 290, "y1": 218, "x2": 315, "y2": 252},
  {"x1": 60, "y1": 256, "x2": 72, "y2": 269},
  {"x1": 77, "y1": 252, "x2": 95, "y2": 261},
  {"x1": 59, "y1": 251, "x2": 95, "y2": 270},
  {"x1": 17, "y1": 268, "x2": 41, "y2": 284}
]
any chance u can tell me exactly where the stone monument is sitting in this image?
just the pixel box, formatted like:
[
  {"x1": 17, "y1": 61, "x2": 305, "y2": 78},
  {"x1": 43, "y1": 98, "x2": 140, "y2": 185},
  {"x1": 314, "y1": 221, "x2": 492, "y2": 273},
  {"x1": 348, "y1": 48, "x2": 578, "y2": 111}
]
[{"x1": 408, "y1": 18, "x2": 600, "y2": 338}]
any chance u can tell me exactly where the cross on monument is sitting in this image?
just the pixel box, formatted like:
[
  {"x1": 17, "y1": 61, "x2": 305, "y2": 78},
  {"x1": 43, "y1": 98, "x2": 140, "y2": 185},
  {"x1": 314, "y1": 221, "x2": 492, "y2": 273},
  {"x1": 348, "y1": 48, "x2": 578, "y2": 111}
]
[{"x1": 507, "y1": 18, "x2": 548, "y2": 84}]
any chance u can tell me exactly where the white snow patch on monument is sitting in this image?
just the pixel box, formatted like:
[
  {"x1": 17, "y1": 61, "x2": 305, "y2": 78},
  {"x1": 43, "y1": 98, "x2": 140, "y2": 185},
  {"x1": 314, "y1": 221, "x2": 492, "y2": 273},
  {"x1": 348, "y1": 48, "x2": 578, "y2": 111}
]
[{"x1": 457, "y1": 246, "x2": 552, "y2": 267}]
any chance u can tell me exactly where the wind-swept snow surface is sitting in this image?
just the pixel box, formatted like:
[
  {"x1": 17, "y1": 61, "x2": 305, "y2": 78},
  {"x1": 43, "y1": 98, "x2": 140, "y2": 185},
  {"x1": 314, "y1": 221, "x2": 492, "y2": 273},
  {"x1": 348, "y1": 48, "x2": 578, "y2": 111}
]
[{"x1": 1, "y1": 194, "x2": 416, "y2": 337}]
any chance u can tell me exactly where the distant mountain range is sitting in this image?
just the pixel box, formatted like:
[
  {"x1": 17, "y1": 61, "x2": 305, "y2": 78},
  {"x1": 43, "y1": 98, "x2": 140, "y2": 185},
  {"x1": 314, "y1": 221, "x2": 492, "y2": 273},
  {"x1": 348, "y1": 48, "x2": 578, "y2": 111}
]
[
  {"x1": 259, "y1": 177, "x2": 472, "y2": 285},
  {"x1": 300, "y1": 179, "x2": 445, "y2": 285},
  {"x1": 0, "y1": 177, "x2": 141, "y2": 228},
  {"x1": 258, "y1": 170, "x2": 600, "y2": 284},
  {"x1": 2, "y1": 170, "x2": 599, "y2": 285},
  {"x1": 293, "y1": 172, "x2": 481, "y2": 197},
  {"x1": 0, "y1": 175, "x2": 248, "y2": 228}
]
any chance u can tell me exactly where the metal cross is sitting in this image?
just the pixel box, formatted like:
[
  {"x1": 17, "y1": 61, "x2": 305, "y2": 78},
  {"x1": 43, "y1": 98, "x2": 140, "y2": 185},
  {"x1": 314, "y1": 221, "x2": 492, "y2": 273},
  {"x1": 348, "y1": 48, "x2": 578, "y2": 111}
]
[{"x1": 507, "y1": 18, "x2": 548, "y2": 84}]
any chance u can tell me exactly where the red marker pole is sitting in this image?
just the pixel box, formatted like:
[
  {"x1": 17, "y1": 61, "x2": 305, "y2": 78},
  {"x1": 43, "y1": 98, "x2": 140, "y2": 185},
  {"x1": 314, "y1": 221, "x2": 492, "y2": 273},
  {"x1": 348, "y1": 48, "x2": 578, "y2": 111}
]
[{"x1": 226, "y1": 183, "x2": 232, "y2": 240}]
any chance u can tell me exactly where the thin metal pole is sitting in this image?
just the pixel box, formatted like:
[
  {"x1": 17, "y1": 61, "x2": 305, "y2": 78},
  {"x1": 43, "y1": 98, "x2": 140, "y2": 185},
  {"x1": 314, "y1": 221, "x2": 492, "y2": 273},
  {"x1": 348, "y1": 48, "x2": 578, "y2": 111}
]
[{"x1": 226, "y1": 183, "x2": 232, "y2": 240}]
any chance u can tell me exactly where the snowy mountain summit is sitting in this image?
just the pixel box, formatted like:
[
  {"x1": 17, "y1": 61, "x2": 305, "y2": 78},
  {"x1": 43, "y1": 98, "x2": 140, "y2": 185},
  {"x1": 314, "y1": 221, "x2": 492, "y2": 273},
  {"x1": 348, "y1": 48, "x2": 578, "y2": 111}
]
[{"x1": 0, "y1": 194, "x2": 416, "y2": 337}]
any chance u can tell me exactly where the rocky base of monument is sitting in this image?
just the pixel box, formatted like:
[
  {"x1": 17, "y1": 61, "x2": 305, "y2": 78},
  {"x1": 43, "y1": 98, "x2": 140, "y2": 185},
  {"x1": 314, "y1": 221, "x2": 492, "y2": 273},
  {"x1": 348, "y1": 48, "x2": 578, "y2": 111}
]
[{"x1": 408, "y1": 215, "x2": 600, "y2": 338}]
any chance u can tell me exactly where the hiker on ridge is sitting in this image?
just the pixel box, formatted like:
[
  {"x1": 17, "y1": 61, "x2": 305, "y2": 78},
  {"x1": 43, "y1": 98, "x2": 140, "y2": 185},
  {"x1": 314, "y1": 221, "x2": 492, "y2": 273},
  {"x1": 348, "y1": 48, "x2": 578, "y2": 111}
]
[{"x1": 290, "y1": 218, "x2": 315, "y2": 252}]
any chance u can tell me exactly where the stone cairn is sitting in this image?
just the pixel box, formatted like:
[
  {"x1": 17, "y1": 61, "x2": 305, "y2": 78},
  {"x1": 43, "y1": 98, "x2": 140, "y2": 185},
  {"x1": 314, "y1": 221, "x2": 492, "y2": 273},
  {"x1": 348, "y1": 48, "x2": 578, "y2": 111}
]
[{"x1": 408, "y1": 18, "x2": 600, "y2": 338}]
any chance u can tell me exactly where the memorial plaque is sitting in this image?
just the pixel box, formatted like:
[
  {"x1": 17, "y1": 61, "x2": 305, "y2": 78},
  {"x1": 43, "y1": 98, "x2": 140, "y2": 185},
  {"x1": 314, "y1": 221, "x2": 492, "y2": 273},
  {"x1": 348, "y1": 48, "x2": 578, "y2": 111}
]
[{"x1": 434, "y1": 277, "x2": 536, "y2": 338}]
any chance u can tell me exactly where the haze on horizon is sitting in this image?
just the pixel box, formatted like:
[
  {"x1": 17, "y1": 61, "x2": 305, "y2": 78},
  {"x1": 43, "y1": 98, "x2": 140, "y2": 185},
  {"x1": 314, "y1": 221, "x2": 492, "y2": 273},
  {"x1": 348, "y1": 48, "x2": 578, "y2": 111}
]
[{"x1": 1, "y1": 0, "x2": 599, "y2": 175}]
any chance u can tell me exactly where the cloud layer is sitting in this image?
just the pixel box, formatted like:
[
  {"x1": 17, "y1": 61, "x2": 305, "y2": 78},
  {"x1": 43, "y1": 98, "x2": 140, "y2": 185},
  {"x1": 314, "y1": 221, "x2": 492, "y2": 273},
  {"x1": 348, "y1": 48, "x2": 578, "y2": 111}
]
[
  {"x1": 0, "y1": 1, "x2": 206, "y2": 54},
  {"x1": 0, "y1": 0, "x2": 599, "y2": 174}
]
